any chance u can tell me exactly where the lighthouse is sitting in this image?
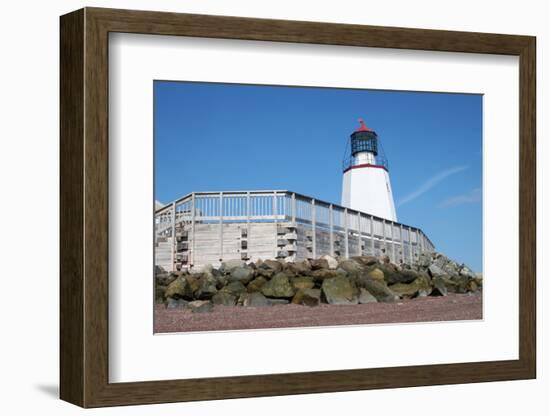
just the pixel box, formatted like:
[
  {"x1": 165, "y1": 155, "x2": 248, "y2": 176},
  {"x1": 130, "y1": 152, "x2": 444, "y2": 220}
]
[{"x1": 341, "y1": 119, "x2": 397, "y2": 221}]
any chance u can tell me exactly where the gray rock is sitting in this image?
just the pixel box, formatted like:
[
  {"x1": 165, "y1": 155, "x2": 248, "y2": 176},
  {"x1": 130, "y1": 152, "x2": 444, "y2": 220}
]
[
  {"x1": 321, "y1": 276, "x2": 358, "y2": 305},
  {"x1": 165, "y1": 298, "x2": 189, "y2": 308},
  {"x1": 220, "y1": 259, "x2": 245, "y2": 273},
  {"x1": 337, "y1": 258, "x2": 364, "y2": 275},
  {"x1": 286, "y1": 260, "x2": 311, "y2": 275},
  {"x1": 358, "y1": 288, "x2": 378, "y2": 304},
  {"x1": 389, "y1": 275, "x2": 432, "y2": 298},
  {"x1": 187, "y1": 300, "x2": 213, "y2": 313},
  {"x1": 310, "y1": 269, "x2": 343, "y2": 282},
  {"x1": 242, "y1": 292, "x2": 271, "y2": 307},
  {"x1": 247, "y1": 276, "x2": 268, "y2": 292},
  {"x1": 261, "y1": 259, "x2": 283, "y2": 272},
  {"x1": 261, "y1": 272, "x2": 295, "y2": 298},
  {"x1": 228, "y1": 266, "x2": 254, "y2": 284},
  {"x1": 211, "y1": 292, "x2": 237, "y2": 306},
  {"x1": 310, "y1": 258, "x2": 330, "y2": 270},
  {"x1": 292, "y1": 288, "x2": 321, "y2": 306},
  {"x1": 195, "y1": 274, "x2": 218, "y2": 299},
  {"x1": 291, "y1": 276, "x2": 315, "y2": 291},
  {"x1": 320, "y1": 255, "x2": 339, "y2": 269},
  {"x1": 428, "y1": 264, "x2": 446, "y2": 278},
  {"x1": 221, "y1": 281, "x2": 247, "y2": 296},
  {"x1": 431, "y1": 276, "x2": 449, "y2": 296},
  {"x1": 357, "y1": 276, "x2": 398, "y2": 302}
]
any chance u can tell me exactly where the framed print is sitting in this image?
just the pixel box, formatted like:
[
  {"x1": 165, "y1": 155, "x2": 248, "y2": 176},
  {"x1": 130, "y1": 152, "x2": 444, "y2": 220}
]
[{"x1": 60, "y1": 7, "x2": 536, "y2": 408}]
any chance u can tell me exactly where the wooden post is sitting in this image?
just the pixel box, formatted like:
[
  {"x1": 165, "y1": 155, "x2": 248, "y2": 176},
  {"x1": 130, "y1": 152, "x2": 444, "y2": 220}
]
[
  {"x1": 420, "y1": 230, "x2": 425, "y2": 253},
  {"x1": 400, "y1": 224, "x2": 405, "y2": 264},
  {"x1": 291, "y1": 192, "x2": 296, "y2": 224},
  {"x1": 171, "y1": 201, "x2": 176, "y2": 272},
  {"x1": 409, "y1": 227, "x2": 415, "y2": 263},
  {"x1": 357, "y1": 212, "x2": 362, "y2": 256},
  {"x1": 390, "y1": 222, "x2": 396, "y2": 263},
  {"x1": 344, "y1": 208, "x2": 349, "y2": 258},
  {"x1": 370, "y1": 215, "x2": 375, "y2": 256},
  {"x1": 191, "y1": 193, "x2": 196, "y2": 268},
  {"x1": 219, "y1": 192, "x2": 223, "y2": 261},
  {"x1": 273, "y1": 192, "x2": 278, "y2": 258},
  {"x1": 382, "y1": 219, "x2": 388, "y2": 257},
  {"x1": 329, "y1": 204, "x2": 334, "y2": 257},
  {"x1": 311, "y1": 199, "x2": 316, "y2": 259}
]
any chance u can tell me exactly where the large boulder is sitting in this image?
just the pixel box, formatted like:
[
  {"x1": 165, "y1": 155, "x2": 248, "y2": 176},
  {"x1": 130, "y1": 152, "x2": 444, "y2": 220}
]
[
  {"x1": 286, "y1": 260, "x2": 312, "y2": 275},
  {"x1": 358, "y1": 288, "x2": 378, "y2": 304},
  {"x1": 389, "y1": 275, "x2": 432, "y2": 298},
  {"x1": 247, "y1": 276, "x2": 268, "y2": 293},
  {"x1": 291, "y1": 276, "x2": 315, "y2": 291},
  {"x1": 187, "y1": 300, "x2": 213, "y2": 313},
  {"x1": 417, "y1": 252, "x2": 432, "y2": 267},
  {"x1": 261, "y1": 272, "x2": 295, "y2": 298},
  {"x1": 164, "y1": 275, "x2": 198, "y2": 299},
  {"x1": 211, "y1": 291, "x2": 237, "y2": 306},
  {"x1": 321, "y1": 276, "x2": 358, "y2": 305},
  {"x1": 261, "y1": 259, "x2": 283, "y2": 273},
  {"x1": 220, "y1": 281, "x2": 247, "y2": 296},
  {"x1": 431, "y1": 276, "x2": 449, "y2": 296},
  {"x1": 310, "y1": 258, "x2": 330, "y2": 270},
  {"x1": 320, "y1": 255, "x2": 339, "y2": 270},
  {"x1": 357, "y1": 275, "x2": 398, "y2": 302},
  {"x1": 292, "y1": 288, "x2": 321, "y2": 307},
  {"x1": 228, "y1": 266, "x2": 254, "y2": 284},
  {"x1": 428, "y1": 264, "x2": 446, "y2": 278},
  {"x1": 366, "y1": 268, "x2": 385, "y2": 282},
  {"x1": 352, "y1": 256, "x2": 380, "y2": 268},
  {"x1": 194, "y1": 274, "x2": 218, "y2": 299},
  {"x1": 155, "y1": 272, "x2": 177, "y2": 287},
  {"x1": 310, "y1": 269, "x2": 343, "y2": 282},
  {"x1": 337, "y1": 258, "x2": 364, "y2": 276},
  {"x1": 381, "y1": 267, "x2": 421, "y2": 285},
  {"x1": 242, "y1": 292, "x2": 271, "y2": 307},
  {"x1": 220, "y1": 259, "x2": 245, "y2": 273}
]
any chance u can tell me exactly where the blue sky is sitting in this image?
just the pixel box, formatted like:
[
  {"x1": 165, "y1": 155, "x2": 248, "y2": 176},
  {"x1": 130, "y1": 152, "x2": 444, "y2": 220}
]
[{"x1": 154, "y1": 81, "x2": 482, "y2": 271}]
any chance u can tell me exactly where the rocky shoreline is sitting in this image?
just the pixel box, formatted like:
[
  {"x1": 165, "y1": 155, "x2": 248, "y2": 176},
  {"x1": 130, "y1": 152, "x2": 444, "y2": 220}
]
[{"x1": 156, "y1": 252, "x2": 482, "y2": 313}]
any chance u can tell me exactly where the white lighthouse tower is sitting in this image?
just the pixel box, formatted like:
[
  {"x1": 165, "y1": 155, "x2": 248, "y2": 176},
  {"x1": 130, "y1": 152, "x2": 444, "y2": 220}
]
[{"x1": 341, "y1": 119, "x2": 397, "y2": 221}]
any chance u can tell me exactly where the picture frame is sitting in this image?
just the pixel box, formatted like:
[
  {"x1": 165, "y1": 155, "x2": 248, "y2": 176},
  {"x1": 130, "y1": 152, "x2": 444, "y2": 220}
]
[{"x1": 60, "y1": 7, "x2": 536, "y2": 408}]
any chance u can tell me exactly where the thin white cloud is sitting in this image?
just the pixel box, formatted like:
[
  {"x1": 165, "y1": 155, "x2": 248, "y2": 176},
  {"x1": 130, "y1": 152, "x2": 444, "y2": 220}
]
[
  {"x1": 397, "y1": 165, "x2": 469, "y2": 207},
  {"x1": 438, "y1": 188, "x2": 482, "y2": 208}
]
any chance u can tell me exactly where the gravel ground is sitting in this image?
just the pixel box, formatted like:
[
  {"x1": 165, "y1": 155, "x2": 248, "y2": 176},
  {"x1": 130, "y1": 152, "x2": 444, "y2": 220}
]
[{"x1": 154, "y1": 292, "x2": 482, "y2": 333}]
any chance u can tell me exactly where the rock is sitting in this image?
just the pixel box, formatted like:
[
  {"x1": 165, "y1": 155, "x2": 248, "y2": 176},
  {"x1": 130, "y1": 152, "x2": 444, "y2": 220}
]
[
  {"x1": 247, "y1": 276, "x2": 268, "y2": 292},
  {"x1": 357, "y1": 276, "x2": 398, "y2": 302},
  {"x1": 255, "y1": 267, "x2": 275, "y2": 279},
  {"x1": 194, "y1": 274, "x2": 218, "y2": 299},
  {"x1": 220, "y1": 259, "x2": 245, "y2": 273},
  {"x1": 442, "y1": 261, "x2": 460, "y2": 276},
  {"x1": 165, "y1": 298, "x2": 188, "y2": 308},
  {"x1": 320, "y1": 255, "x2": 339, "y2": 269},
  {"x1": 451, "y1": 274, "x2": 470, "y2": 293},
  {"x1": 417, "y1": 252, "x2": 431, "y2": 267},
  {"x1": 286, "y1": 260, "x2": 311, "y2": 275},
  {"x1": 321, "y1": 276, "x2": 358, "y2": 305},
  {"x1": 211, "y1": 292, "x2": 237, "y2": 306},
  {"x1": 459, "y1": 265, "x2": 477, "y2": 279},
  {"x1": 261, "y1": 259, "x2": 283, "y2": 273},
  {"x1": 228, "y1": 266, "x2": 254, "y2": 284},
  {"x1": 292, "y1": 288, "x2": 321, "y2": 306},
  {"x1": 431, "y1": 276, "x2": 449, "y2": 296},
  {"x1": 380, "y1": 266, "x2": 420, "y2": 285},
  {"x1": 242, "y1": 292, "x2": 271, "y2": 307},
  {"x1": 468, "y1": 280, "x2": 479, "y2": 292},
  {"x1": 352, "y1": 256, "x2": 380, "y2": 267},
  {"x1": 155, "y1": 272, "x2": 177, "y2": 287},
  {"x1": 310, "y1": 258, "x2": 330, "y2": 270},
  {"x1": 389, "y1": 275, "x2": 432, "y2": 298},
  {"x1": 310, "y1": 269, "x2": 342, "y2": 282},
  {"x1": 164, "y1": 276, "x2": 193, "y2": 299},
  {"x1": 337, "y1": 258, "x2": 364, "y2": 275},
  {"x1": 187, "y1": 300, "x2": 213, "y2": 313},
  {"x1": 261, "y1": 272, "x2": 295, "y2": 298},
  {"x1": 221, "y1": 281, "x2": 247, "y2": 296},
  {"x1": 291, "y1": 276, "x2": 315, "y2": 291},
  {"x1": 366, "y1": 268, "x2": 385, "y2": 282},
  {"x1": 428, "y1": 264, "x2": 446, "y2": 278},
  {"x1": 155, "y1": 285, "x2": 167, "y2": 302},
  {"x1": 358, "y1": 288, "x2": 378, "y2": 304}
]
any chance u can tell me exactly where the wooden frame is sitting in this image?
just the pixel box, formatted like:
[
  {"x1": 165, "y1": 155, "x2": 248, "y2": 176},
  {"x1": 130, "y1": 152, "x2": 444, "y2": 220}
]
[{"x1": 60, "y1": 7, "x2": 536, "y2": 408}]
